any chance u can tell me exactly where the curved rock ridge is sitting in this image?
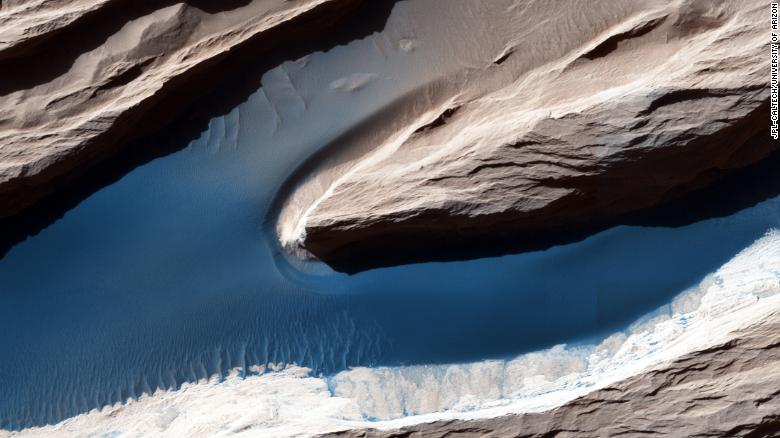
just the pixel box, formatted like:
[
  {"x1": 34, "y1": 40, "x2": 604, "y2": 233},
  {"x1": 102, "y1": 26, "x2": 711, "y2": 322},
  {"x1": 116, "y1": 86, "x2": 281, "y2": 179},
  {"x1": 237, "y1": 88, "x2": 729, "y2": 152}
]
[
  {"x1": 278, "y1": 0, "x2": 775, "y2": 269},
  {"x1": 6, "y1": 217, "x2": 779, "y2": 437},
  {"x1": 324, "y1": 312, "x2": 780, "y2": 438},
  {"x1": 0, "y1": 0, "x2": 113, "y2": 59},
  {"x1": 0, "y1": 0, "x2": 364, "y2": 218}
]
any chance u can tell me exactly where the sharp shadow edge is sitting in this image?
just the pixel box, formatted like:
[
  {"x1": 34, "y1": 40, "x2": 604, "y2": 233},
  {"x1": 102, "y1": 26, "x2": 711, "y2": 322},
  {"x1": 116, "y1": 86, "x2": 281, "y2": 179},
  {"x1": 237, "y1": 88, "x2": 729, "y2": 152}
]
[
  {"x1": 0, "y1": 0, "x2": 402, "y2": 260},
  {"x1": 0, "y1": 0, "x2": 269, "y2": 91},
  {"x1": 328, "y1": 145, "x2": 780, "y2": 273}
]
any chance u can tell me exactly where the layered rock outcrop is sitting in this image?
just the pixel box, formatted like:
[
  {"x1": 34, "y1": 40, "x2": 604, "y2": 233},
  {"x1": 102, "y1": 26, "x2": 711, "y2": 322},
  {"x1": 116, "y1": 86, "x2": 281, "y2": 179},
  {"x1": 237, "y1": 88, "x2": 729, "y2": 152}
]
[
  {"x1": 324, "y1": 310, "x2": 780, "y2": 438},
  {"x1": 277, "y1": 0, "x2": 774, "y2": 270},
  {"x1": 2, "y1": 1, "x2": 778, "y2": 437},
  {"x1": 0, "y1": 0, "x2": 365, "y2": 218}
]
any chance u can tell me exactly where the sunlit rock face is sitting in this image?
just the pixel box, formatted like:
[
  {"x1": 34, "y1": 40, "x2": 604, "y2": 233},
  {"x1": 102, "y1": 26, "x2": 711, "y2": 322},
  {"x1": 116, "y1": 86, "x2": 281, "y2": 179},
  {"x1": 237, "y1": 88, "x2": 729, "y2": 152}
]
[
  {"x1": 7, "y1": 230, "x2": 780, "y2": 437},
  {"x1": 327, "y1": 313, "x2": 780, "y2": 438},
  {"x1": 275, "y1": 0, "x2": 773, "y2": 270},
  {"x1": 1, "y1": 0, "x2": 779, "y2": 437},
  {"x1": 0, "y1": 0, "x2": 363, "y2": 218}
]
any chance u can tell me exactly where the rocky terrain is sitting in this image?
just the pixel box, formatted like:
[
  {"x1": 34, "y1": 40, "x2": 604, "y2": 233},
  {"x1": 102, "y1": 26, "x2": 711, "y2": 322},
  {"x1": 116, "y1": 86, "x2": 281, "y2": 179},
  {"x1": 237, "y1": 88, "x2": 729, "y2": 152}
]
[
  {"x1": 0, "y1": 0, "x2": 367, "y2": 219},
  {"x1": 1, "y1": 1, "x2": 772, "y2": 267},
  {"x1": 1, "y1": 1, "x2": 778, "y2": 437},
  {"x1": 324, "y1": 310, "x2": 780, "y2": 438},
  {"x1": 8, "y1": 227, "x2": 779, "y2": 438},
  {"x1": 276, "y1": 0, "x2": 774, "y2": 270}
]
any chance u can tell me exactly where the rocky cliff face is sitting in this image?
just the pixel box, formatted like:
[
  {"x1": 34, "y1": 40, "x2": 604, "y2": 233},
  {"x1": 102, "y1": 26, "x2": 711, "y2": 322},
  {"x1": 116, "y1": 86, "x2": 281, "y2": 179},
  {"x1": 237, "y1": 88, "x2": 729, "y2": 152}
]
[
  {"x1": 0, "y1": 0, "x2": 365, "y2": 218},
  {"x1": 1, "y1": 2, "x2": 778, "y2": 437},
  {"x1": 323, "y1": 310, "x2": 780, "y2": 438},
  {"x1": 276, "y1": 0, "x2": 774, "y2": 270}
]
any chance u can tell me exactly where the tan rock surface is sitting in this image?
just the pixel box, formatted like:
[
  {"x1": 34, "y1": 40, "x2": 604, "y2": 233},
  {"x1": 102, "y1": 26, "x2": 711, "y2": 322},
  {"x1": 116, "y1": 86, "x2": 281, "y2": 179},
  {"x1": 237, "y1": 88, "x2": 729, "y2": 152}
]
[
  {"x1": 323, "y1": 310, "x2": 780, "y2": 438},
  {"x1": 277, "y1": 0, "x2": 775, "y2": 269},
  {"x1": 0, "y1": 0, "x2": 113, "y2": 58},
  {"x1": 0, "y1": 0, "x2": 363, "y2": 218}
]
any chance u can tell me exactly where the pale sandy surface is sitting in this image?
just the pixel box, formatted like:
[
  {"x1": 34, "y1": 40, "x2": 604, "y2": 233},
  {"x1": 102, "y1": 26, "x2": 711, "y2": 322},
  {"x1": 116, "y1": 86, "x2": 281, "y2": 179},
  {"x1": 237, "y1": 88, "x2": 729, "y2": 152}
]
[
  {"x1": 276, "y1": 0, "x2": 772, "y2": 265},
  {"x1": 5, "y1": 231, "x2": 779, "y2": 437}
]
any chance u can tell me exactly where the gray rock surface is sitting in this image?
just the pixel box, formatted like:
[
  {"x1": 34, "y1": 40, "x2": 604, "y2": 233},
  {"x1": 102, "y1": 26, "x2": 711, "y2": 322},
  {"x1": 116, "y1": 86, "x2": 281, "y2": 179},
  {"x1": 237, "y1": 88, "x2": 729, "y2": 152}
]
[
  {"x1": 277, "y1": 0, "x2": 775, "y2": 269},
  {"x1": 0, "y1": 0, "x2": 363, "y2": 218},
  {"x1": 323, "y1": 310, "x2": 780, "y2": 438}
]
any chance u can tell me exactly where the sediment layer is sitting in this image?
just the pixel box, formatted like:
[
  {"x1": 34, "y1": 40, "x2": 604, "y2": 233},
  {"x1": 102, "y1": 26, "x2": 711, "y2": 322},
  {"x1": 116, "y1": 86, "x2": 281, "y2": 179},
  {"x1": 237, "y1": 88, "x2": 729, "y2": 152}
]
[
  {"x1": 277, "y1": 0, "x2": 774, "y2": 270},
  {"x1": 324, "y1": 310, "x2": 780, "y2": 438},
  {"x1": 0, "y1": 0, "x2": 364, "y2": 218}
]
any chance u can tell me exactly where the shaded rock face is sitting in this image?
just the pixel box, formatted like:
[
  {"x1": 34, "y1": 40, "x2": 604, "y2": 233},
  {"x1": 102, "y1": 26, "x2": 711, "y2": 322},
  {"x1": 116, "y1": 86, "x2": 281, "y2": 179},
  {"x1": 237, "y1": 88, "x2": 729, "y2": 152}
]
[
  {"x1": 323, "y1": 311, "x2": 780, "y2": 438},
  {"x1": 277, "y1": 0, "x2": 775, "y2": 270},
  {"x1": 0, "y1": 0, "x2": 367, "y2": 218}
]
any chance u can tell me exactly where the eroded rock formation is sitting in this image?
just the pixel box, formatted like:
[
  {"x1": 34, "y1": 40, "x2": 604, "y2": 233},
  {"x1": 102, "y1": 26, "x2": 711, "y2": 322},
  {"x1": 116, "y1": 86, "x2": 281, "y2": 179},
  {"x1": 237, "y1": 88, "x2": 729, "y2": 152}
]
[
  {"x1": 0, "y1": 0, "x2": 365, "y2": 218},
  {"x1": 323, "y1": 310, "x2": 780, "y2": 438},
  {"x1": 277, "y1": 0, "x2": 774, "y2": 270}
]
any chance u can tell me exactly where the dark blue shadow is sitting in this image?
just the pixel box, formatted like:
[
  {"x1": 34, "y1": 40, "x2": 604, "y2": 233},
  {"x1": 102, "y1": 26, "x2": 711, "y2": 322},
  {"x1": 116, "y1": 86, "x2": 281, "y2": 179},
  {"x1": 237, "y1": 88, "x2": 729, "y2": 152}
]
[{"x1": 0, "y1": 95, "x2": 778, "y2": 432}]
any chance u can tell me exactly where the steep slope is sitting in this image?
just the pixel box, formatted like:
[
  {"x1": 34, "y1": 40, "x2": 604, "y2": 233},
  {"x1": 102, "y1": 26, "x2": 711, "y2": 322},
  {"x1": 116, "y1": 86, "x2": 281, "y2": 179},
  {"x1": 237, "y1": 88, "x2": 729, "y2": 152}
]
[
  {"x1": 277, "y1": 0, "x2": 774, "y2": 269},
  {"x1": 0, "y1": 0, "x2": 364, "y2": 218}
]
